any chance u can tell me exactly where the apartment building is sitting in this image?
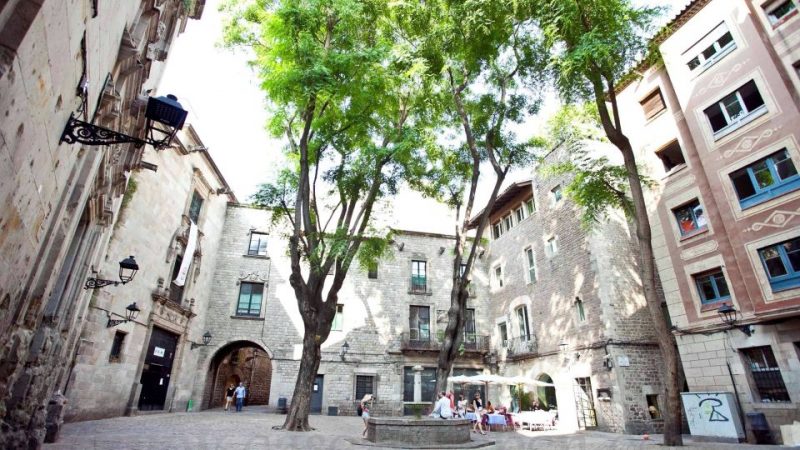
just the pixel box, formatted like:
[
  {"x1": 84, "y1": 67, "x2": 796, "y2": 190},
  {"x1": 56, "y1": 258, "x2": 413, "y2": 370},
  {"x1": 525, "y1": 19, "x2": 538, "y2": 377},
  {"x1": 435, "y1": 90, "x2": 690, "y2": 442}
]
[
  {"x1": 616, "y1": 0, "x2": 800, "y2": 443},
  {"x1": 476, "y1": 149, "x2": 667, "y2": 434}
]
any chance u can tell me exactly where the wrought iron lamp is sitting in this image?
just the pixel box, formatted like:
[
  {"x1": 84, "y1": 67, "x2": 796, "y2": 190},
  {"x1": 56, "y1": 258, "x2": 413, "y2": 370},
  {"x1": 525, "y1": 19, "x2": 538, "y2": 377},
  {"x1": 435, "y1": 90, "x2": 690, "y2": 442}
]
[
  {"x1": 717, "y1": 304, "x2": 753, "y2": 337},
  {"x1": 106, "y1": 302, "x2": 141, "y2": 327},
  {"x1": 191, "y1": 331, "x2": 213, "y2": 349},
  {"x1": 339, "y1": 340, "x2": 350, "y2": 360},
  {"x1": 60, "y1": 94, "x2": 188, "y2": 149},
  {"x1": 85, "y1": 256, "x2": 139, "y2": 289}
]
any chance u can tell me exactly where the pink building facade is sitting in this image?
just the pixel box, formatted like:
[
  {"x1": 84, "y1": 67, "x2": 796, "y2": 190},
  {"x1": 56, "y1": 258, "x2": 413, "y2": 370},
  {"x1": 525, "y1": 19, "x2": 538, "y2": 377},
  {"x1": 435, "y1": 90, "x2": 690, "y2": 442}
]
[{"x1": 616, "y1": 0, "x2": 800, "y2": 443}]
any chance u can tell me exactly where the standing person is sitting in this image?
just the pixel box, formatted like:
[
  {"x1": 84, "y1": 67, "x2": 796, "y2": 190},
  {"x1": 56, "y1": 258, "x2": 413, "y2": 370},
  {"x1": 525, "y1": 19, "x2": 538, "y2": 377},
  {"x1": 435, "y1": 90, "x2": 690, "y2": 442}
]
[
  {"x1": 447, "y1": 391, "x2": 455, "y2": 411},
  {"x1": 457, "y1": 394, "x2": 467, "y2": 418},
  {"x1": 472, "y1": 392, "x2": 486, "y2": 435},
  {"x1": 224, "y1": 384, "x2": 235, "y2": 411},
  {"x1": 234, "y1": 382, "x2": 246, "y2": 412},
  {"x1": 360, "y1": 394, "x2": 373, "y2": 437}
]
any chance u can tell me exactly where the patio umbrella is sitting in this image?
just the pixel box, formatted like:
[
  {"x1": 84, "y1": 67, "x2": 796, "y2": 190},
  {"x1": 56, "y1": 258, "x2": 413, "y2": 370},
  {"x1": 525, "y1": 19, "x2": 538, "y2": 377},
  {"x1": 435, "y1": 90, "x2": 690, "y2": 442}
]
[{"x1": 501, "y1": 376, "x2": 554, "y2": 411}]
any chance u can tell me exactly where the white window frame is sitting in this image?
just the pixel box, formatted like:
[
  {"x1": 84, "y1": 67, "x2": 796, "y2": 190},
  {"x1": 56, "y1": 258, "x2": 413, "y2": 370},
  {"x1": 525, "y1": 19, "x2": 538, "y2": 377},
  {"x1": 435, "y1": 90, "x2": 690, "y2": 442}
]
[
  {"x1": 492, "y1": 222, "x2": 503, "y2": 239},
  {"x1": 503, "y1": 214, "x2": 514, "y2": 232},
  {"x1": 684, "y1": 22, "x2": 737, "y2": 75},
  {"x1": 515, "y1": 205, "x2": 526, "y2": 223},
  {"x1": 515, "y1": 306, "x2": 530, "y2": 340},
  {"x1": 331, "y1": 304, "x2": 344, "y2": 331},
  {"x1": 524, "y1": 247, "x2": 536, "y2": 284},
  {"x1": 764, "y1": 0, "x2": 798, "y2": 25},
  {"x1": 550, "y1": 185, "x2": 563, "y2": 205},
  {"x1": 494, "y1": 265, "x2": 504, "y2": 289},
  {"x1": 546, "y1": 236, "x2": 558, "y2": 257},
  {"x1": 525, "y1": 197, "x2": 536, "y2": 215},
  {"x1": 705, "y1": 81, "x2": 768, "y2": 140}
]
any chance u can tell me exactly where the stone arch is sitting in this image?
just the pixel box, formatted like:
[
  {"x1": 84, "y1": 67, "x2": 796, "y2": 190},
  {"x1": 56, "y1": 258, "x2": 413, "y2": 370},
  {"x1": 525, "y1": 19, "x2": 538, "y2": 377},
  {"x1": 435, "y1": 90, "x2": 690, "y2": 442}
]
[
  {"x1": 534, "y1": 373, "x2": 558, "y2": 411},
  {"x1": 201, "y1": 339, "x2": 273, "y2": 409}
]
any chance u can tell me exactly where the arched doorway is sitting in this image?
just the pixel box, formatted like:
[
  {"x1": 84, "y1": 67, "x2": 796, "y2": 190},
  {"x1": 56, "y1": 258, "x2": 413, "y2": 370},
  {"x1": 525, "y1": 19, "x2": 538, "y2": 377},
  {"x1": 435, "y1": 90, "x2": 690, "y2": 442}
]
[
  {"x1": 204, "y1": 341, "x2": 272, "y2": 409},
  {"x1": 536, "y1": 373, "x2": 557, "y2": 411}
]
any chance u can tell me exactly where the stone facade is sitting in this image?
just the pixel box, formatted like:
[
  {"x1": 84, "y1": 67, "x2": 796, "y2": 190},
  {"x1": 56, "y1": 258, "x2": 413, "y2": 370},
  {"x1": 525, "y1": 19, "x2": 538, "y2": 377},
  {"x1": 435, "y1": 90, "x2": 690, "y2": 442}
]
[
  {"x1": 0, "y1": 1, "x2": 203, "y2": 447},
  {"x1": 616, "y1": 0, "x2": 800, "y2": 443},
  {"x1": 482, "y1": 147, "x2": 666, "y2": 435}
]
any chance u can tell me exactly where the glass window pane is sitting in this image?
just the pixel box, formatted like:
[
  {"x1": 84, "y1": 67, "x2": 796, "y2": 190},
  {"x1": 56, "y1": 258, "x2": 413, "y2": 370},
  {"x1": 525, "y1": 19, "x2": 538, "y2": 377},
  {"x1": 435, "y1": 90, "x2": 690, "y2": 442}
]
[
  {"x1": 688, "y1": 56, "x2": 701, "y2": 70},
  {"x1": 753, "y1": 161, "x2": 775, "y2": 189},
  {"x1": 717, "y1": 31, "x2": 733, "y2": 48},
  {"x1": 769, "y1": 0, "x2": 797, "y2": 22},
  {"x1": 675, "y1": 206, "x2": 698, "y2": 235},
  {"x1": 763, "y1": 250, "x2": 788, "y2": 278},
  {"x1": 783, "y1": 239, "x2": 800, "y2": 271},
  {"x1": 713, "y1": 273, "x2": 730, "y2": 297},
  {"x1": 403, "y1": 368, "x2": 414, "y2": 402},
  {"x1": 693, "y1": 204, "x2": 707, "y2": 228},
  {"x1": 705, "y1": 104, "x2": 728, "y2": 132},
  {"x1": 740, "y1": 80, "x2": 765, "y2": 112},
  {"x1": 731, "y1": 170, "x2": 757, "y2": 200},
  {"x1": 701, "y1": 44, "x2": 717, "y2": 60},
  {"x1": 775, "y1": 153, "x2": 798, "y2": 180},
  {"x1": 697, "y1": 276, "x2": 717, "y2": 302},
  {"x1": 722, "y1": 93, "x2": 744, "y2": 120}
]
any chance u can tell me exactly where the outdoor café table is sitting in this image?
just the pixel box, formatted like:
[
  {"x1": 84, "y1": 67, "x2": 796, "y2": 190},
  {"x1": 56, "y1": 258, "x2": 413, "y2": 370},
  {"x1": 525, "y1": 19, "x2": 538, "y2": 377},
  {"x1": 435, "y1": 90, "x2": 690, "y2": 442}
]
[
  {"x1": 487, "y1": 413, "x2": 507, "y2": 430},
  {"x1": 465, "y1": 412, "x2": 477, "y2": 422}
]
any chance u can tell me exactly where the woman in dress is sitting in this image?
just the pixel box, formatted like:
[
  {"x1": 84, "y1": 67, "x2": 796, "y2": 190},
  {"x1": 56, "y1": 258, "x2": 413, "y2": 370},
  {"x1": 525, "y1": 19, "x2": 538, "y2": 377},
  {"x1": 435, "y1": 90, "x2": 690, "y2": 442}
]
[
  {"x1": 472, "y1": 392, "x2": 486, "y2": 435},
  {"x1": 361, "y1": 394, "x2": 373, "y2": 437}
]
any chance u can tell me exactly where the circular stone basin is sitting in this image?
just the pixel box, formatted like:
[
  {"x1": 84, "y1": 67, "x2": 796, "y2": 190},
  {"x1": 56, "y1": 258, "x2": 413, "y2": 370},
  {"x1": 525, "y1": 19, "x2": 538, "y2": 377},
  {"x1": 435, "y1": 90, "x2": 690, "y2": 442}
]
[{"x1": 366, "y1": 417, "x2": 471, "y2": 446}]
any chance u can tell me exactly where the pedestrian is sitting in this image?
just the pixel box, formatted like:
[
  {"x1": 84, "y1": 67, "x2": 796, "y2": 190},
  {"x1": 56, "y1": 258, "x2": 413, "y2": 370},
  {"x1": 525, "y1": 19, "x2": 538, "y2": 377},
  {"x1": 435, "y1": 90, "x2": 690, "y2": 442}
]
[
  {"x1": 224, "y1": 384, "x2": 235, "y2": 411},
  {"x1": 472, "y1": 392, "x2": 486, "y2": 435},
  {"x1": 234, "y1": 382, "x2": 246, "y2": 412},
  {"x1": 361, "y1": 394, "x2": 373, "y2": 437},
  {"x1": 457, "y1": 394, "x2": 467, "y2": 418},
  {"x1": 447, "y1": 391, "x2": 455, "y2": 411}
]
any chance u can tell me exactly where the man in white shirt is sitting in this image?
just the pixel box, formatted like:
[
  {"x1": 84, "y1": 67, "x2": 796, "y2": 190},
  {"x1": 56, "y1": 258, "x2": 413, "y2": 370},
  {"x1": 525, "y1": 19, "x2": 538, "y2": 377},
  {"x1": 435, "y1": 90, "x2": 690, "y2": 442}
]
[{"x1": 431, "y1": 391, "x2": 453, "y2": 419}]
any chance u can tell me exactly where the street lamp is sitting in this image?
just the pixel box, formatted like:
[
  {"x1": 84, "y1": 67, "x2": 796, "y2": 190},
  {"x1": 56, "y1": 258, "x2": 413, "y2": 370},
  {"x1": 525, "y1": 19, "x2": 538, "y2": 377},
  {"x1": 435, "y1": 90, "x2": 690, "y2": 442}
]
[
  {"x1": 106, "y1": 302, "x2": 140, "y2": 327},
  {"x1": 60, "y1": 94, "x2": 188, "y2": 149},
  {"x1": 717, "y1": 304, "x2": 753, "y2": 337},
  {"x1": 191, "y1": 331, "x2": 213, "y2": 349},
  {"x1": 339, "y1": 341, "x2": 350, "y2": 360},
  {"x1": 85, "y1": 256, "x2": 139, "y2": 289}
]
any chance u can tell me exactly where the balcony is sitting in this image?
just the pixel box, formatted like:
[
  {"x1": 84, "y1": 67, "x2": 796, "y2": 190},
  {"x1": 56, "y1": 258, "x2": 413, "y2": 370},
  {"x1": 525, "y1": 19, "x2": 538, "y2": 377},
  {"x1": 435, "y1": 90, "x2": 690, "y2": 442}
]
[
  {"x1": 408, "y1": 276, "x2": 430, "y2": 295},
  {"x1": 400, "y1": 332, "x2": 489, "y2": 354},
  {"x1": 504, "y1": 336, "x2": 538, "y2": 361}
]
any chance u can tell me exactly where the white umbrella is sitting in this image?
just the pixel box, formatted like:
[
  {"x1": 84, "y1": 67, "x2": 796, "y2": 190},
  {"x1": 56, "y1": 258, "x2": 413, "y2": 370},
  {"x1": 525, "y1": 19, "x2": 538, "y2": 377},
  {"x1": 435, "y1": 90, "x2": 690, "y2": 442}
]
[{"x1": 505, "y1": 375, "x2": 554, "y2": 387}]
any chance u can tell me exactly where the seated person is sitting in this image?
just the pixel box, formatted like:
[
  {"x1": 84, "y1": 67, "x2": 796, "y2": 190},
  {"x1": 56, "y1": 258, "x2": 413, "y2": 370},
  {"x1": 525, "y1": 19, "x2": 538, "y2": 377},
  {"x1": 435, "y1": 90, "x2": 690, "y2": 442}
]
[
  {"x1": 485, "y1": 401, "x2": 495, "y2": 414},
  {"x1": 430, "y1": 391, "x2": 453, "y2": 419}
]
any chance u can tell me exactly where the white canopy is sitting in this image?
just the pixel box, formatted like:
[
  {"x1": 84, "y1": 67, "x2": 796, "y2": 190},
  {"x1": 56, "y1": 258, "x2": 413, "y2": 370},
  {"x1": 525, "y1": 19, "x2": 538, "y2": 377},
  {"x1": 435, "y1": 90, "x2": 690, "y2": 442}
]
[{"x1": 448, "y1": 374, "x2": 553, "y2": 387}]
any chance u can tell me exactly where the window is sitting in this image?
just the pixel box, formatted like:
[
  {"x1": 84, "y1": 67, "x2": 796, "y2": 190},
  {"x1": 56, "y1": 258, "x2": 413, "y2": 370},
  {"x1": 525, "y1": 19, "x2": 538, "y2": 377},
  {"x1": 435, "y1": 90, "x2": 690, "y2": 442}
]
[
  {"x1": 687, "y1": 26, "x2": 736, "y2": 72},
  {"x1": 515, "y1": 206, "x2": 526, "y2": 223},
  {"x1": 410, "y1": 260, "x2": 427, "y2": 293},
  {"x1": 356, "y1": 375, "x2": 376, "y2": 402},
  {"x1": 169, "y1": 253, "x2": 185, "y2": 305},
  {"x1": 331, "y1": 304, "x2": 344, "y2": 331},
  {"x1": 368, "y1": 262, "x2": 378, "y2": 279},
  {"x1": 758, "y1": 237, "x2": 800, "y2": 291},
  {"x1": 498, "y1": 322, "x2": 508, "y2": 347},
  {"x1": 247, "y1": 232, "x2": 268, "y2": 256},
  {"x1": 655, "y1": 140, "x2": 686, "y2": 172},
  {"x1": 673, "y1": 200, "x2": 708, "y2": 236},
  {"x1": 403, "y1": 366, "x2": 437, "y2": 403},
  {"x1": 730, "y1": 149, "x2": 800, "y2": 208},
  {"x1": 765, "y1": 0, "x2": 797, "y2": 25},
  {"x1": 409, "y1": 305, "x2": 430, "y2": 341},
  {"x1": 492, "y1": 222, "x2": 502, "y2": 239},
  {"x1": 640, "y1": 89, "x2": 666, "y2": 120},
  {"x1": 646, "y1": 395, "x2": 661, "y2": 419},
  {"x1": 503, "y1": 214, "x2": 514, "y2": 231},
  {"x1": 188, "y1": 190, "x2": 204, "y2": 223},
  {"x1": 525, "y1": 247, "x2": 536, "y2": 284},
  {"x1": 236, "y1": 282, "x2": 263, "y2": 316},
  {"x1": 704, "y1": 80, "x2": 766, "y2": 138},
  {"x1": 494, "y1": 266, "x2": 504, "y2": 288},
  {"x1": 525, "y1": 198, "x2": 536, "y2": 215},
  {"x1": 575, "y1": 298, "x2": 586, "y2": 322},
  {"x1": 551, "y1": 185, "x2": 563, "y2": 204},
  {"x1": 546, "y1": 237, "x2": 558, "y2": 257},
  {"x1": 516, "y1": 306, "x2": 530, "y2": 340},
  {"x1": 463, "y1": 309, "x2": 476, "y2": 346},
  {"x1": 109, "y1": 331, "x2": 126, "y2": 362},
  {"x1": 741, "y1": 346, "x2": 791, "y2": 402},
  {"x1": 693, "y1": 269, "x2": 730, "y2": 304},
  {"x1": 452, "y1": 368, "x2": 484, "y2": 403}
]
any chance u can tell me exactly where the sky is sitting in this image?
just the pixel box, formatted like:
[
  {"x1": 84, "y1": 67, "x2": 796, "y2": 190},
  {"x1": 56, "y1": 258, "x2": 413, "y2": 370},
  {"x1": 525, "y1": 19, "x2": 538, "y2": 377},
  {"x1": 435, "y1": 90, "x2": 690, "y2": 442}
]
[{"x1": 158, "y1": 0, "x2": 688, "y2": 233}]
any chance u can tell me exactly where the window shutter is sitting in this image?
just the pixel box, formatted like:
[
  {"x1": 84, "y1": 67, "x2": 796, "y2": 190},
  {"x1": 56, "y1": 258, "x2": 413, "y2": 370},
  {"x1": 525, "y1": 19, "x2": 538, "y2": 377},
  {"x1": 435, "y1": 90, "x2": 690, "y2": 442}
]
[{"x1": 640, "y1": 90, "x2": 666, "y2": 120}]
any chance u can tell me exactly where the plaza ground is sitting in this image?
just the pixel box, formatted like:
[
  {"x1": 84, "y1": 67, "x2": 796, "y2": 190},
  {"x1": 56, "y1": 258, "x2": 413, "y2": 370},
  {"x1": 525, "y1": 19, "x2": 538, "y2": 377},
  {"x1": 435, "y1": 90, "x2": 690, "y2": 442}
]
[{"x1": 45, "y1": 407, "x2": 782, "y2": 450}]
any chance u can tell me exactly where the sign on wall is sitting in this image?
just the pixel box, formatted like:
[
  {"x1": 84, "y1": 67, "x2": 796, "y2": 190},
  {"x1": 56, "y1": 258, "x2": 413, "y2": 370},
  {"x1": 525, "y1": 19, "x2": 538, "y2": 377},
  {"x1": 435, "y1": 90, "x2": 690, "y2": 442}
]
[{"x1": 682, "y1": 392, "x2": 744, "y2": 441}]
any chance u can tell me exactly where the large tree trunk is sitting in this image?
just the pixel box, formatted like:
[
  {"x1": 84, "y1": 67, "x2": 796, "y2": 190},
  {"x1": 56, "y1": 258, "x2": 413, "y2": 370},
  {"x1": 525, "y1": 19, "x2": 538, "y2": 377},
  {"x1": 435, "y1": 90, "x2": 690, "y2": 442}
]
[
  {"x1": 434, "y1": 287, "x2": 468, "y2": 396},
  {"x1": 282, "y1": 324, "x2": 323, "y2": 431},
  {"x1": 616, "y1": 136, "x2": 683, "y2": 446}
]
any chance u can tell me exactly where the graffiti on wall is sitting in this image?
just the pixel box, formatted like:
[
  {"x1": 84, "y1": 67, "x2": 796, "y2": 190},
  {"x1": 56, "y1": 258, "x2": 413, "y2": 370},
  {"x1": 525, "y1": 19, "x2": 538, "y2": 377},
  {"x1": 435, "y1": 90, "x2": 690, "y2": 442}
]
[{"x1": 681, "y1": 392, "x2": 744, "y2": 440}]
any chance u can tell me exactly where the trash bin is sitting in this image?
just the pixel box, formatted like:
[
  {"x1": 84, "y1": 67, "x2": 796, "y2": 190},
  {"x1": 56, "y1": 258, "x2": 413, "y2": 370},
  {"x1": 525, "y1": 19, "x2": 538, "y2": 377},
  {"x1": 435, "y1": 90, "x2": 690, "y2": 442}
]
[
  {"x1": 277, "y1": 397, "x2": 288, "y2": 414},
  {"x1": 746, "y1": 412, "x2": 773, "y2": 444},
  {"x1": 186, "y1": 399, "x2": 194, "y2": 412},
  {"x1": 328, "y1": 406, "x2": 338, "y2": 416}
]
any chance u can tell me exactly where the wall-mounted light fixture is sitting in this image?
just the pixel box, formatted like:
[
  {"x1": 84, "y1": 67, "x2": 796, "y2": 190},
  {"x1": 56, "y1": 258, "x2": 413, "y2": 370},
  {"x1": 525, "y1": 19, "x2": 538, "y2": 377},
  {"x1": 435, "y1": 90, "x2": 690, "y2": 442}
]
[
  {"x1": 339, "y1": 340, "x2": 350, "y2": 361},
  {"x1": 717, "y1": 304, "x2": 753, "y2": 337},
  {"x1": 61, "y1": 94, "x2": 188, "y2": 149},
  {"x1": 106, "y1": 302, "x2": 140, "y2": 327},
  {"x1": 559, "y1": 342, "x2": 569, "y2": 356},
  {"x1": 85, "y1": 256, "x2": 139, "y2": 289},
  {"x1": 191, "y1": 331, "x2": 213, "y2": 349}
]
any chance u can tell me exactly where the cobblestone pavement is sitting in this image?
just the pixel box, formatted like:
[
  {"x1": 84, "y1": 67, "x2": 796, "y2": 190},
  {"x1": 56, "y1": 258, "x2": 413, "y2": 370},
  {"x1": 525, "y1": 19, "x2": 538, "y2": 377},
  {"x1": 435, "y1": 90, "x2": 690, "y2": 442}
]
[{"x1": 46, "y1": 407, "x2": 781, "y2": 450}]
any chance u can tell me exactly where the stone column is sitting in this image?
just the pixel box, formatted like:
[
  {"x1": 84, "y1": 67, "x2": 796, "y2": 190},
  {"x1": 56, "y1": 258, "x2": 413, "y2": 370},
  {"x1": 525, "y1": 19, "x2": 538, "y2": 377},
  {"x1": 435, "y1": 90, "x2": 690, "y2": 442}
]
[{"x1": 413, "y1": 365, "x2": 424, "y2": 403}]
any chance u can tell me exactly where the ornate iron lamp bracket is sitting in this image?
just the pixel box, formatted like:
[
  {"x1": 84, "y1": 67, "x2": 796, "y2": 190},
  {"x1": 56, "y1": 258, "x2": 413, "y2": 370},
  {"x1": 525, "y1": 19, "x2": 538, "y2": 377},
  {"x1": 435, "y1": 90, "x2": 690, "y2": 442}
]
[
  {"x1": 60, "y1": 114, "x2": 148, "y2": 149},
  {"x1": 84, "y1": 277, "x2": 122, "y2": 290}
]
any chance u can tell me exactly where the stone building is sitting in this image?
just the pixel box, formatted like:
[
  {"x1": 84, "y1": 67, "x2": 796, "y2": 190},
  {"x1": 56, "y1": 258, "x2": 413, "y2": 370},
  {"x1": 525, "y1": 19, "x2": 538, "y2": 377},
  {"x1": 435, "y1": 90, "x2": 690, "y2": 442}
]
[
  {"x1": 475, "y1": 147, "x2": 666, "y2": 435},
  {"x1": 63, "y1": 124, "x2": 234, "y2": 422},
  {"x1": 615, "y1": 0, "x2": 800, "y2": 443},
  {"x1": 194, "y1": 205, "x2": 494, "y2": 417},
  {"x1": 0, "y1": 0, "x2": 203, "y2": 446}
]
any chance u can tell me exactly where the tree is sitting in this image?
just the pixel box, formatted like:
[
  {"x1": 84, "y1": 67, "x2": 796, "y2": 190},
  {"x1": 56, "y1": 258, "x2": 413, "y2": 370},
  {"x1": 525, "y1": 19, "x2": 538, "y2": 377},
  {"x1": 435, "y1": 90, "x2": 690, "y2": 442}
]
[
  {"x1": 528, "y1": 1, "x2": 683, "y2": 444},
  {"x1": 393, "y1": 0, "x2": 545, "y2": 399},
  {"x1": 223, "y1": 0, "x2": 438, "y2": 430}
]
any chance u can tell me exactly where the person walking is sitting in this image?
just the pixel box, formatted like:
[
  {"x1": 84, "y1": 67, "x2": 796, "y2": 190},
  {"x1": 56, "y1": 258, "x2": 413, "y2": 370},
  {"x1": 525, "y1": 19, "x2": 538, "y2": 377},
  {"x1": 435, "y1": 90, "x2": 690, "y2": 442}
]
[
  {"x1": 361, "y1": 394, "x2": 373, "y2": 437},
  {"x1": 472, "y1": 392, "x2": 486, "y2": 435},
  {"x1": 234, "y1": 382, "x2": 246, "y2": 412},
  {"x1": 224, "y1": 384, "x2": 235, "y2": 411}
]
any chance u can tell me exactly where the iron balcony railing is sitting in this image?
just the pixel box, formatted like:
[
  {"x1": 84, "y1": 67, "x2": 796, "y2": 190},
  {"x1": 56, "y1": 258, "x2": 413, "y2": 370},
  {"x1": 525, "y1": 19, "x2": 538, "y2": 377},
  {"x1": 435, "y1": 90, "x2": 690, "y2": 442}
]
[
  {"x1": 401, "y1": 332, "x2": 490, "y2": 353},
  {"x1": 409, "y1": 276, "x2": 427, "y2": 294},
  {"x1": 505, "y1": 335, "x2": 538, "y2": 358}
]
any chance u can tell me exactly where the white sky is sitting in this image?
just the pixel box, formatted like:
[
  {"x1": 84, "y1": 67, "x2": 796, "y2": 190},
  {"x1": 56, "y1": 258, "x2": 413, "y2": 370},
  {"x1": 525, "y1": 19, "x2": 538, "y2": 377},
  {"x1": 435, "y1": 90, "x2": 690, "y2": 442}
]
[{"x1": 158, "y1": 0, "x2": 687, "y2": 234}]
